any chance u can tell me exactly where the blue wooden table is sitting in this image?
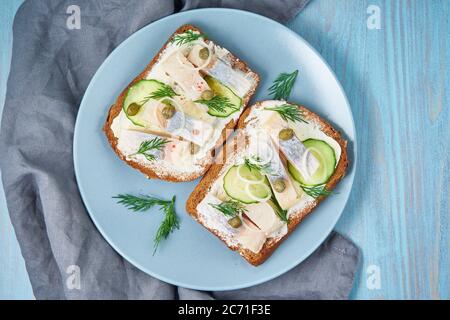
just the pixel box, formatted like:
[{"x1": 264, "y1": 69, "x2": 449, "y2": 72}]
[{"x1": 0, "y1": 0, "x2": 448, "y2": 300}]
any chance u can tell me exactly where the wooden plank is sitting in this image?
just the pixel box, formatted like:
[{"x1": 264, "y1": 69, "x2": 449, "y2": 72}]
[{"x1": 289, "y1": 0, "x2": 449, "y2": 299}]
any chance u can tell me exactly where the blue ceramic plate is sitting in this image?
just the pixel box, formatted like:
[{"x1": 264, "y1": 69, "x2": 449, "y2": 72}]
[{"x1": 74, "y1": 8, "x2": 356, "y2": 291}]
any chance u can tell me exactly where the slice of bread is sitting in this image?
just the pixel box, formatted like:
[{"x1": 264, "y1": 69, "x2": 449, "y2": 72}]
[
  {"x1": 103, "y1": 25, "x2": 259, "y2": 182},
  {"x1": 186, "y1": 101, "x2": 349, "y2": 266}
]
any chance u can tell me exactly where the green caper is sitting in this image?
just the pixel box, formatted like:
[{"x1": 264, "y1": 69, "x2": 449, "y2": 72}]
[
  {"x1": 161, "y1": 98, "x2": 172, "y2": 105},
  {"x1": 199, "y1": 47, "x2": 210, "y2": 60},
  {"x1": 273, "y1": 178, "x2": 286, "y2": 193},
  {"x1": 189, "y1": 142, "x2": 200, "y2": 155},
  {"x1": 127, "y1": 103, "x2": 141, "y2": 116},
  {"x1": 228, "y1": 216, "x2": 242, "y2": 228},
  {"x1": 161, "y1": 105, "x2": 176, "y2": 119},
  {"x1": 200, "y1": 90, "x2": 214, "y2": 101},
  {"x1": 279, "y1": 128, "x2": 294, "y2": 141}
]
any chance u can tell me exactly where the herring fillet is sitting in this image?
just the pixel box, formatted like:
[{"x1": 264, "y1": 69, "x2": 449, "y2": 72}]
[
  {"x1": 251, "y1": 136, "x2": 299, "y2": 210},
  {"x1": 272, "y1": 133, "x2": 320, "y2": 180},
  {"x1": 205, "y1": 58, "x2": 253, "y2": 97},
  {"x1": 162, "y1": 53, "x2": 210, "y2": 100},
  {"x1": 186, "y1": 44, "x2": 253, "y2": 98},
  {"x1": 166, "y1": 111, "x2": 214, "y2": 146}
]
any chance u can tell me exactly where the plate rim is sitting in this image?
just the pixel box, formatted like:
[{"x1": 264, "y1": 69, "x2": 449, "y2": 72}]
[{"x1": 73, "y1": 7, "x2": 357, "y2": 291}]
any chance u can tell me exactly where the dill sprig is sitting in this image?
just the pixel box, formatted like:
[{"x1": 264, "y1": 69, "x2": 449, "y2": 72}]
[
  {"x1": 264, "y1": 104, "x2": 308, "y2": 123},
  {"x1": 172, "y1": 30, "x2": 205, "y2": 46},
  {"x1": 300, "y1": 184, "x2": 332, "y2": 199},
  {"x1": 141, "y1": 83, "x2": 178, "y2": 104},
  {"x1": 113, "y1": 194, "x2": 179, "y2": 253},
  {"x1": 244, "y1": 155, "x2": 274, "y2": 175},
  {"x1": 131, "y1": 137, "x2": 170, "y2": 161},
  {"x1": 209, "y1": 200, "x2": 247, "y2": 218},
  {"x1": 270, "y1": 195, "x2": 288, "y2": 222},
  {"x1": 153, "y1": 196, "x2": 179, "y2": 253},
  {"x1": 113, "y1": 194, "x2": 168, "y2": 212},
  {"x1": 268, "y1": 70, "x2": 298, "y2": 100},
  {"x1": 195, "y1": 95, "x2": 235, "y2": 114}
]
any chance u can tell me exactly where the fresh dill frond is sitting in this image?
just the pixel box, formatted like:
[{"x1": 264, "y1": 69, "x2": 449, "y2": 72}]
[
  {"x1": 153, "y1": 196, "x2": 179, "y2": 253},
  {"x1": 141, "y1": 83, "x2": 178, "y2": 104},
  {"x1": 209, "y1": 200, "x2": 247, "y2": 217},
  {"x1": 300, "y1": 184, "x2": 332, "y2": 199},
  {"x1": 270, "y1": 195, "x2": 288, "y2": 222},
  {"x1": 268, "y1": 70, "x2": 298, "y2": 100},
  {"x1": 132, "y1": 137, "x2": 170, "y2": 161},
  {"x1": 171, "y1": 30, "x2": 205, "y2": 46},
  {"x1": 113, "y1": 194, "x2": 179, "y2": 254},
  {"x1": 244, "y1": 155, "x2": 274, "y2": 175},
  {"x1": 264, "y1": 104, "x2": 308, "y2": 123},
  {"x1": 113, "y1": 194, "x2": 169, "y2": 212},
  {"x1": 195, "y1": 95, "x2": 235, "y2": 114}
]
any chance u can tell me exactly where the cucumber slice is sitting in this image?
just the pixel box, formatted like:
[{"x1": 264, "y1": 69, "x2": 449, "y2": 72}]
[
  {"x1": 223, "y1": 165, "x2": 271, "y2": 204},
  {"x1": 204, "y1": 76, "x2": 242, "y2": 117},
  {"x1": 123, "y1": 80, "x2": 167, "y2": 127},
  {"x1": 237, "y1": 164, "x2": 265, "y2": 183},
  {"x1": 288, "y1": 139, "x2": 336, "y2": 186},
  {"x1": 245, "y1": 182, "x2": 272, "y2": 202}
]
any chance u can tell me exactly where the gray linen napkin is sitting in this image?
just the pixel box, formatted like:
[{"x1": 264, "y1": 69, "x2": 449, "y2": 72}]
[{"x1": 0, "y1": 0, "x2": 359, "y2": 300}]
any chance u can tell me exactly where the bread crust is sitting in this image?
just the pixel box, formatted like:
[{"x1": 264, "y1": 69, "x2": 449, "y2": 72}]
[
  {"x1": 186, "y1": 102, "x2": 349, "y2": 266},
  {"x1": 103, "y1": 25, "x2": 260, "y2": 182}
]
